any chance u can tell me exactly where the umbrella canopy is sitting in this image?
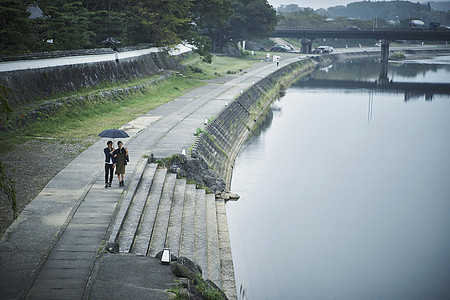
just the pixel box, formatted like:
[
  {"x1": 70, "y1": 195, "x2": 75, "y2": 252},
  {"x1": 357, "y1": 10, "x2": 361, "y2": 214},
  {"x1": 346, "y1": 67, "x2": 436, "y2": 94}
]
[
  {"x1": 98, "y1": 129, "x2": 129, "y2": 139},
  {"x1": 101, "y1": 37, "x2": 121, "y2": 46}
]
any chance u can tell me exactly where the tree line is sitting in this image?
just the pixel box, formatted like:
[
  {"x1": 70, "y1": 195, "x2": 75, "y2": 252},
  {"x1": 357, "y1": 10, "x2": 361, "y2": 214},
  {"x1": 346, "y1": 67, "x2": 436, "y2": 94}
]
[
  {"x1": 0, "y1": 0, "x2": 277, "y2": 61},
  {"x1": 277, "y1": 1, "x2": 450, "y2": 30}
]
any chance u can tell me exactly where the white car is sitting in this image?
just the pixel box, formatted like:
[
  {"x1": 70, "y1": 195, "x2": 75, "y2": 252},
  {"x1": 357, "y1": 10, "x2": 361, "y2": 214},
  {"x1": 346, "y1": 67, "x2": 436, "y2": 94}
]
[{"x1": 312, "y1": 46, "x2": 333, "y2": 54}]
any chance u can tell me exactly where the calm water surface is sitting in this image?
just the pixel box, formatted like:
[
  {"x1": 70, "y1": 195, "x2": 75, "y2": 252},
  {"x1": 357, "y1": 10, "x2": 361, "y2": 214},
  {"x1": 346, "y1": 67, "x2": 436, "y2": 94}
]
[{"x1": 227, "y1": 57, "x2": 450, "y2": 299}]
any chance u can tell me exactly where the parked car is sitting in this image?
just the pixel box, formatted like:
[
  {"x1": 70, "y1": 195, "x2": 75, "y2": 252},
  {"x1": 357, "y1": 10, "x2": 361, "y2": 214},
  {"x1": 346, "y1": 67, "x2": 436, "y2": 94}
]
[
  {"x1": 270, "y1": 44, "x2": 291, "y2": 52},
  {"x1": 312, "y1": 46, "x2": 333, "y2": 54},
  {"x1": 346, "y1": 25, "x2": 361, "y2": 31},
  {"x1": 284, "y1": 44, "x2": 294, "y2": 51}
]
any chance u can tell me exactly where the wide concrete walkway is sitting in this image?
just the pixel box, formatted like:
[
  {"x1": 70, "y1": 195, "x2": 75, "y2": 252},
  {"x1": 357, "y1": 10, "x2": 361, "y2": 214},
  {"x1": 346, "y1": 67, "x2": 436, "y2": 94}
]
[{"x1": 0, "y1": 53, "x2": 303, "y2": 299}]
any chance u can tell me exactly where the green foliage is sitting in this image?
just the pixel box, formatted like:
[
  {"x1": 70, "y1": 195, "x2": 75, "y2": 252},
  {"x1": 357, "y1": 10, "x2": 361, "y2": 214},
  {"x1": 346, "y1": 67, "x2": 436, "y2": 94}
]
[
  {"x1": 318, "y1": 1, "x2": 450, "y2": 26},
  {"x1": 125, "y1": 0, "x2": 192, "y2": 46},
  {"x1": 0, "y1": 83, "x2": 16, "y2": 218},
  {"x1": 225, "y1": 0, "x2": 277, "y2": 41},
  {"x1": 277, "y1": 7, "x2": 388, "y2": 30},
  {"x1": 168, "y1": 283, "x2": 188, "y2": 299},
  {"x1": 389, "y1": 51, "x2": 406, "y2": 60},
  {"x1": 88, "y1": 10, "x2": 128, "y2": 46},
  {"x1": 41, "y1": 1, "x2": 94, "y2": 50},
  {"x1": 277, "y1": 2, "x2": 450, "y2": 30},
  {"x1": 1, "y1": 0, "x2": 277, "y2": 60},
  {"x1": 0, "y1": 0, "x2": 33, "y2": 54},
  {"x1": 0, "y1": 84, "x2": 12, "y2": 127},
  {"x1": 188, "y1": 66, "x2": 203, "y2": 74},
  {"x1": 0, "y1": 160, "x2": 17, "y2": 219},
  {"x1": 169, "y1": 274, "x2": 226, "y2": 299},
  {"x1": 193, "y1": 274, "x2": 226, "y2": 299},
  {"x1": 194, "y1": 127, "x2": 204, "y2": 136}
]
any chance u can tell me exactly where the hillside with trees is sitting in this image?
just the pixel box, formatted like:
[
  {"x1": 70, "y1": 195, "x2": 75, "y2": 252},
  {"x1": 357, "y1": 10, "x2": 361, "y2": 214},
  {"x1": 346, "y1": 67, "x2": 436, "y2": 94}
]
[
  {"x1": 276, "y1": 6, "x2": 390, "y2": 30},
  {"x1": 0, "y1": 0, "x2": 277, "y2": 58},
  {"x1": 276, "y1": 1, "x2": 450, "y2": 30},
  {"x1": 316, "y1": 1, "x2": 450, "y2": 27}
]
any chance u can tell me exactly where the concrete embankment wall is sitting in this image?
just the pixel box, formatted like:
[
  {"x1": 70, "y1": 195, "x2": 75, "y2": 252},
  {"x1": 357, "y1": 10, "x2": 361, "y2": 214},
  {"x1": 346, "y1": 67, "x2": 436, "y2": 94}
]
[
  {"x1": 193, "y1": 51, "x2": 380, "y2": 188},
  {"x1": 0, "y1": 52, "x2": 181, "y2": 106},
  {"x1": 192, "y1": 58, "x2": 318, "y2": 188}
]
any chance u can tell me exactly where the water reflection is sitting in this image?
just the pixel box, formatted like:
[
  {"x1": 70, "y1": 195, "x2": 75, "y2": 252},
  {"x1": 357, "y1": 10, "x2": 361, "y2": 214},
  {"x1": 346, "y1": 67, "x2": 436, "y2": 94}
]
[
  {"x1": 227, "y1": 58, "x2": 450, "y2": 300},
  {"x1": 294, "y1": 58, "x2": 450, "y2": 102},
  {"x1": 310, "y1": 58, "x2": 450, "y2": 83}
]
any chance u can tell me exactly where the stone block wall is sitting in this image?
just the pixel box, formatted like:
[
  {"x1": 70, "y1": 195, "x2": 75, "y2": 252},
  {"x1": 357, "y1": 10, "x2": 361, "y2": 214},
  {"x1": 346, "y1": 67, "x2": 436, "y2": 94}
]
[
  {"x1": 192, "y1": 51, "x2": 382, "y2": 189},
  {"x1": 193, "y1": 59, "x2": 317, "y2": 188},
  {"x1": 0, "y1": 52, "x2": 181, "y2": 106}
]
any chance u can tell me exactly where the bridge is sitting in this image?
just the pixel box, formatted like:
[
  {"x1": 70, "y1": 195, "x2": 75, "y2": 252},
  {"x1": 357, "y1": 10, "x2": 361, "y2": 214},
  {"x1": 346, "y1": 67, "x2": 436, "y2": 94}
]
[{"x1": 274, "y1": 29, "x2": 450, "y2": 62}]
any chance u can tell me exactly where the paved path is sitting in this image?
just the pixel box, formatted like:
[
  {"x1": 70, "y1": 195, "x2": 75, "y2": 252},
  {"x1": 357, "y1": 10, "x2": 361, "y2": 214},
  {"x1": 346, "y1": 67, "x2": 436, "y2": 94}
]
[
  {"x1": 0, "y1": 44, "x2": 193, "y2": 72},
  {"x1": 0, "y1": 53, "x2": 303, "y2": 299}
]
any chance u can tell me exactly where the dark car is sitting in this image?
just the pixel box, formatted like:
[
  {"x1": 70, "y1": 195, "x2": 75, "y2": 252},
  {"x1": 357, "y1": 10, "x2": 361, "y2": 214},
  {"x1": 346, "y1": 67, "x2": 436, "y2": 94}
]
[
  {"x1": 346, "y1": 25, "x2": 361, "y2": 31},
  {"x1": 270, "y1": 45, "x2": 290, "y2": 52}
]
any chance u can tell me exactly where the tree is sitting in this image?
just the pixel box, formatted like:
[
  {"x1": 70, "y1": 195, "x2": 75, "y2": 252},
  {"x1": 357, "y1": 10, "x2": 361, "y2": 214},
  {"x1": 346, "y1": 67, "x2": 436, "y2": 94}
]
[
  {"x1": 0, "y1": 0, "x2": 33, "y2": 54},
  {"x1": 125, "y1": 0, "x2": 192, "y2": 46},
  {"x1": 88, "y1": 10, "x2": 128, "y2": 46},
  {"x1": 226, "y1": 0, "x2": 277, "y2": 41},
  {"x1": 186, "y1": 0, "x2": 232, "y2": 56},
  {"x1": 210, "y1": 0, "x2": 276, "y2": 50},
  {"x1": 190, "y1": 0, "x2": 232, "y2": 30},
  {"x1": 41, "y1": 1, "x2": 94, "y2": 50}
]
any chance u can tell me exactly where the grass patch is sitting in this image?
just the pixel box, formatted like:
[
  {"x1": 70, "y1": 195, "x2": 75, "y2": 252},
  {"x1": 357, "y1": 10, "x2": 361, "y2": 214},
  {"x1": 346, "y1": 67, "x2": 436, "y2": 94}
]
[
  {"x1": 182, "y1": 55, "x2": 262, "y2": 79},
  {"x1": 1, "y1": 76, "x2": 204, "y2": 147},
  {"x1": 389, "y1": 51, "x2": 406, "y2": 60},
  {"x1": 1, "y1": 54, "x2": 265, "y2": 151}
]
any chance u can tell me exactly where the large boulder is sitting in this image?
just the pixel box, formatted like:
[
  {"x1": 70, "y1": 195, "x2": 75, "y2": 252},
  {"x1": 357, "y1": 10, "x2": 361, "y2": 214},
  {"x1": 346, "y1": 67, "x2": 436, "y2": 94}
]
[
  {"x1": 158, "y1": 153, "x2": 226, "y2": 193},
  {"x1": 171, "y1": 256, "x2": 202, "y2": 281}
]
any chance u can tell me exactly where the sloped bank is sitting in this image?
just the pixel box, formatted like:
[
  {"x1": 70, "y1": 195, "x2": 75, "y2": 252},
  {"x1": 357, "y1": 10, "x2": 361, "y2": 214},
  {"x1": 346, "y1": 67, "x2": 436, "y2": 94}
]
[
  {"x1": 192, "y1": 51, "x2": 380, "y2": 189},
  {"x1": 0, "y1": 51, "x2": 182, "y2": 107}
]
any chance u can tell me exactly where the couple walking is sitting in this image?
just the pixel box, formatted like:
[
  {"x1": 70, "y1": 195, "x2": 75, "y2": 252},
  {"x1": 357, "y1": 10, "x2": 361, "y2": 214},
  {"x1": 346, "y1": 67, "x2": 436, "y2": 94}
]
[{"x1": 104, "y1": 140, "x2": 129, "y2": 188}]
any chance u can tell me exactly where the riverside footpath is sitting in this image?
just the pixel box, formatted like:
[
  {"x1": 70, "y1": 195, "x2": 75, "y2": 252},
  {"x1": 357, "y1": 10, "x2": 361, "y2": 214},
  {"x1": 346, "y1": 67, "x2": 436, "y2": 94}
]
[{"x1": 0, "y1": 53, "x2": 304, "y2": 300}]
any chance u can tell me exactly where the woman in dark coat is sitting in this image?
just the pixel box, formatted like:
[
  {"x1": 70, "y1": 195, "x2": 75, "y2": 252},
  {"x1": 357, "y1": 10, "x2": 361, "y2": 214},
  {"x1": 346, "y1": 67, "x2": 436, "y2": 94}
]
[{"x1": 113, "y1": 141, "x2": 129, "y2": 187}]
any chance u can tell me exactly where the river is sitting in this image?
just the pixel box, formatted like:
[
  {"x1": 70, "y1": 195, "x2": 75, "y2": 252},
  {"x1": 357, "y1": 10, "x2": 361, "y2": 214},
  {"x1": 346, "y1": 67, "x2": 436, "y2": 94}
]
[{"x1": 226, "y1": 55, "x2": 450, "y2": 299}]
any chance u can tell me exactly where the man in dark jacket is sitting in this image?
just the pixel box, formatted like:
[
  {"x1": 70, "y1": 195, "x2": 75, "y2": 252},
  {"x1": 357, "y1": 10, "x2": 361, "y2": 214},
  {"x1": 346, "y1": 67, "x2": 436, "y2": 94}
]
[{"x1": 104, "y1": 141, "x2": 115, "y2": 188}]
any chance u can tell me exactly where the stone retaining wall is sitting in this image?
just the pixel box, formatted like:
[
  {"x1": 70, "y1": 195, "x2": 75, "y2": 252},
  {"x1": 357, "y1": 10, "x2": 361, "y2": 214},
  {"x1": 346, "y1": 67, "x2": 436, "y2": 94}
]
[
  {"x1": 0, "y1": 52, "x2": 182, "y2": 107},
  {"x1": 192, "y1": 58, "x2": 318, "y2": 188},
  {"x1": 192, "y1": 51, "x2": 380, "y2": 189}
]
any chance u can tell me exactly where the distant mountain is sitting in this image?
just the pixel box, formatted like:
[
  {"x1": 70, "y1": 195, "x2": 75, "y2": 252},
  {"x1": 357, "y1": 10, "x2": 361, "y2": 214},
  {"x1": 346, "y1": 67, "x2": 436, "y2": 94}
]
[
  {"x1": 424, "y1": 1, "x2": 450, "y2": 12},
  {"x1": 316, "y1": 1, "x2": 450, "y2": 25}
]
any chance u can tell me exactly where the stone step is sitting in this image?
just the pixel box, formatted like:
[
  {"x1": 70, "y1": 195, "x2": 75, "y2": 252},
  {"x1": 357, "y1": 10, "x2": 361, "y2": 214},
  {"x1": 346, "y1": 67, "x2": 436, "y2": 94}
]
[
  {"x1": 165, "y1": 178, "x2": 187, "y2": 258},
  {"x1": 179, "y1": 184, "x2": 196, "y2": 261},
  {"x1": 216, "y1": 199, "x2": 237, "y2": 300},
  {"x1": 194, "y1": 189, "x2": 208, "y2": 279},
  {"x1": 206, "y1": 194, "x2": 221, "y2": 288},
  {"x1": 117, "y1": 164, "x2": 157, "y2": 253},
  {"x1": 131, "y1": 168, "x2": 167, "y2": 255},
  {"x1": 107, "y1": 157, "x2": 149, "y2": 246},
  {"x1": 109, "y1": 166, "x2": 236, "y2": 296},
  {"x1": 148, "y1": 173, "x2": 177, "y2": 257}
]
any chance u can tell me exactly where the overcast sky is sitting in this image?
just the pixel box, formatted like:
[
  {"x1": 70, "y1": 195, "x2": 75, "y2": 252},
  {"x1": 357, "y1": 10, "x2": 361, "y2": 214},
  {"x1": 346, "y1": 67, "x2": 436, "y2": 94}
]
[{"x1": 267, "y1": 0, "x2": 450, "y2": 10}]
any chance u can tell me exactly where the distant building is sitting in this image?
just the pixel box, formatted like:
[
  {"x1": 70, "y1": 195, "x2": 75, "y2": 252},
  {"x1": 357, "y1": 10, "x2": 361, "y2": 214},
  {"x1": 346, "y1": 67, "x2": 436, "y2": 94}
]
[{"x1": 27, "y1": 2, "x2": 43, "y2": 19}]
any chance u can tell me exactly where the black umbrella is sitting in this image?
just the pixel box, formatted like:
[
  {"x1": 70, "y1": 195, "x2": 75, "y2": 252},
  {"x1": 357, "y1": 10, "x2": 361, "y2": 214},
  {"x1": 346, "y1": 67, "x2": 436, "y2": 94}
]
[
  {"x1": 98, "y1": 129, "x2": 129, "y2": 139},
  {"x1": 101, "y1": 37, "x2": 121, "y2": 46}
]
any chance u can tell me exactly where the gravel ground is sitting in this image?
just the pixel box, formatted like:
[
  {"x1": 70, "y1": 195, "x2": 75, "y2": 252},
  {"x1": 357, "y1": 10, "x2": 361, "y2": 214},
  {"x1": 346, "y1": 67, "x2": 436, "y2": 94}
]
[{"x1": 0, "y1": 138, "x2": 94, "y2": 237}]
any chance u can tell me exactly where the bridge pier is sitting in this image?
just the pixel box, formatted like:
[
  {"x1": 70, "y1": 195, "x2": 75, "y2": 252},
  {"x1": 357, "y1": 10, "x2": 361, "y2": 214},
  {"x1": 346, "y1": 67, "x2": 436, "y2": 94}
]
[
  {"x1": 379, "y1": 39, "x2": 391, "y2": 83},
  {"x1": 380, "y1": 39, "x2": 390, "y2": 63},
  {"x1": 300, "y1": 38, "x2": 313, "y2": 54}
]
